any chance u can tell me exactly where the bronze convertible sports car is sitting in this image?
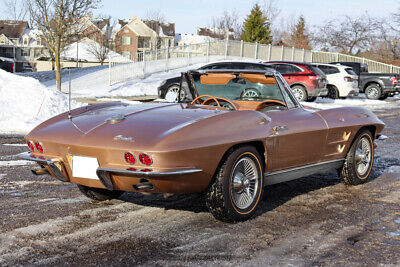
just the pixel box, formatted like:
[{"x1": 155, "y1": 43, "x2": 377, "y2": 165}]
[{"x1": 19, "y1": 69, "x2": 385, "y2": 222}]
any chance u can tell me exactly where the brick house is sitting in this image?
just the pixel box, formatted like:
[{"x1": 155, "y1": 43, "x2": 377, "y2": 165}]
[
  {"x1": 0, "y1": 20, "x2": 47, "y2": 72},
  {"x1": 114, "y1": 14, "x2": 175, "y2": 60}
]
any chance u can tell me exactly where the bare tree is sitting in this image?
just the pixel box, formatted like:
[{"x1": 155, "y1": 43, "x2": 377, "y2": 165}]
[
  {"x1": 210, "y1": 9, "x2": 241, "y2": 40},
  {"x1": 145, "y1": 9, "x2": 166, "y2": 23},
  {"x1": 86, "y1": 17, "x2": 114, "y2": 65},
  {"x1": 1, "y1": 0, "x2": 28, "y2": 21},
  {"x1": 260, "y1": 0, "x2": 280, "y2": 25},
  {"x1": 314, "y1": 14, "x2": 378, "y2": 55},
  {"x1": 28, "y1": 0, "x2": 99, "y2": 91}
]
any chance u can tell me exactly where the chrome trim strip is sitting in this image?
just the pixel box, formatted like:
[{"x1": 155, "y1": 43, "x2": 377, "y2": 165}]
[
  {"x1": 97, "y1": 167, "x2": 203, "y2": 177},
  {"x1": 264, "y1": 159, "x2": 344, "y2": 186},
  {"x1": 17, "y1": 152, "x2": 52, "y2": 164}
]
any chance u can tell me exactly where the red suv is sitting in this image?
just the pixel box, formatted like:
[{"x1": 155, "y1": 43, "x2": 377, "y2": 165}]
[{"x1": 264, "y1": 61, "x2": 328, "y2": 102}]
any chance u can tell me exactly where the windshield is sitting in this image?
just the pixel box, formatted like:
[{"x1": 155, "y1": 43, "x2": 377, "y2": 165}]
[{"x1": 192, "y1": 73, "x2": 286, "y2": 102}]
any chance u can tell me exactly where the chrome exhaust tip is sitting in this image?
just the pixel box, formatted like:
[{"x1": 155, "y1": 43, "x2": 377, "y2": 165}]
[
  {"x1": 31, "y1": 167, "x2": 49, "y2": 176},
  {"x1": 133, "y1": 178, "x2": 154, "y2": 191}
]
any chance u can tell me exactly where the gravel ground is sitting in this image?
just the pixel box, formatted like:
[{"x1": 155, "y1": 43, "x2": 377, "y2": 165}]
[{"x1": 0, "y1": 105, "x2": 399, "y2": 266}]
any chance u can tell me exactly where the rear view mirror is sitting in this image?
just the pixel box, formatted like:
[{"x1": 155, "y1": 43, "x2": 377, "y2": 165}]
[{"x1": 165, "y1": 91, "x2": 178, "y2": 103}]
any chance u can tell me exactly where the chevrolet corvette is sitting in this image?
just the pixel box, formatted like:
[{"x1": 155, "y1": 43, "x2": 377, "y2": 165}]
[{"x1": 19, "y1": 69, "x2": 385, "y2": 222}]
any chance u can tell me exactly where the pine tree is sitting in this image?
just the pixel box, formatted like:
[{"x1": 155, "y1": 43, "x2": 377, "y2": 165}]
[
  {"x1": 241, "y1": 4, "x2": 272, "y2": 44},
  {"x1": 290, "y1": 15, "x2": 311, "y2": 49}
]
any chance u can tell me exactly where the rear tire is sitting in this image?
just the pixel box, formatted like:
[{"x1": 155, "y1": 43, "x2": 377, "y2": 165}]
[
  {"x1": 339, "y1": 130, "x2": 374, "y2": 185},
  {"x1": 291, "y1": 85, "x2": 308, "y2": 102},
  {"x1": 365, "y1": 84, "x2": 382, "y2": 100},
  {"x1": 205, "y1": 146, "x2": 264, "y2": 222},
  {"x1": 328, "y1": 85, "x2": 339, "y2": 99},
  {"x1": 77, "y1": 185, "x2": 124, "y2": 201}
]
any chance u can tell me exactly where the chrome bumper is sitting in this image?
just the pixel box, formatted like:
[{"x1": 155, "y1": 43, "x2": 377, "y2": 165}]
[
  {"x1": 18, "y1": 152, "x2": 203, "y2": 191},
  {"x1": 17, "y1": 152, "x2": 68, "y2": 182}
]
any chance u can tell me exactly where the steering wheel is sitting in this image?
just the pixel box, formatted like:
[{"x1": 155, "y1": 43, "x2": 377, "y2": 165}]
[
  {"x1": 241, "y1": 88, "x2": 261, "y2": 98},
  {"x1": 255, "y1": 100, "x2": 287, "y2": 112},
  {"x1": 203, "y1": 97, "x2": 238, "y2": 110},
  {"x1": 191, "y1": 95, "x2": 221, "y2": 107}
]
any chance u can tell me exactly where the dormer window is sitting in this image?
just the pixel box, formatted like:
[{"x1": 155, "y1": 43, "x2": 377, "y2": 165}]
[
  {"x1": 37, "y1": 38, "x2": 41, "y2": 46},
  {"x1": 23, "y1": 37, "x2": 29, "y2": 46}
]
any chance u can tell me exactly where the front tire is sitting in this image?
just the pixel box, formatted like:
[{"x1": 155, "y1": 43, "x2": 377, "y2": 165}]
[
  {"x1": 77, "y1": 185, "x2": 124, "y2": 201},
  {"x1": 166, "y1": 84, "x2": 186, "y2": 99},
  {"x1": 339, "y1": 130, "x2": 374, "y2": 185},
  {"x1": 365, "y1": 84, "x2": 382, "y2": 100},
  {"x1": 205, "y1": 146, "x2": 264, "y2": 222}
]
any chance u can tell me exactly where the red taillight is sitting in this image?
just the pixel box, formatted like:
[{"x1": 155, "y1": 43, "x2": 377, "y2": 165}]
[
  {"x1": 390, "y1": 76, "x2": 398, "y2": 84},
  {"x1": 35, "y1": 142, "x2": 43, "y2": 153},
  {"x1": 139, "y1": 153, "x2": 153, "y2": 166},
  {"x1": 127, "y1": 167, "x2": 137, "y2": 171},
  {"x1": 27, "y1": 140, "x2": 35, "y2": 151},
  {"x1": 141, "y1": 168, "x2": 152, "y2": 172},
  {"x1": 124, "y1": 152, "x2": 136, "y2": 165},
  {"x1": 344, "y1": 76, "x2": 354, "y2": 82}
]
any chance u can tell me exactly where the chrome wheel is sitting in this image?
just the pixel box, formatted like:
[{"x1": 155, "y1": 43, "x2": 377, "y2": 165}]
[
  {"x1": 367, "y1": 87, "x2": 379, "y2": 99},
  {"x1": 167, "y1": 85, "x2": 186, "y2": 99},
  {"x1": 231, "y1": 157, "x2": 259, "y2": 209},
  {"x1": 355, "y1": 137, "x2": 372, "y2": 177},
  {"x1": 292, "y1": 87, "x2": 305, "y2": 101}
]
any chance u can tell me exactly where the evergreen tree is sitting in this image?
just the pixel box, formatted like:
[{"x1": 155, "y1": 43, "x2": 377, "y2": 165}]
[
  {"x1": 241, "y1": 4, "x2": 272, "y2": 44},
  {"x1": 290, "y1": 15, "x2": 311, "y2": 49}
]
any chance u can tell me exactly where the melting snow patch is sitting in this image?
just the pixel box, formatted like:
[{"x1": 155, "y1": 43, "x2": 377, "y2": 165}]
[
  {"x1": 0, "y1": 160, "x2": 35, "y2": 167},
  {"x1": 2, "y1": 144, "x2": 27, "y2": 147},
  {"x1": 387, "y1": 166, "x2": 400, "y2": 173},
  {"x1": 302, "y1": 96, "x2": 399, "y2": 110}
]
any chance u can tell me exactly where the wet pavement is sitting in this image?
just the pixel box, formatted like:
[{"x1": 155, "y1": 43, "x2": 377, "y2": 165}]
[{"x1": 0, "y1": 105, "x2": 399, "y2": 266}]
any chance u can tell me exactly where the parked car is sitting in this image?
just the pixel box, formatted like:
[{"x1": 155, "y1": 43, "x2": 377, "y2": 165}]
[
  {"x1": 263, "y1": 61, "x2": 328, "y2": 102},
  {"x1": 330, "y1": 62, "x2": 400, "y2": 100},
  {"x1": 19, "y1": 69, "x2": 384, "y2": 222},
  {"x1": 312, "y1": 63, "x2": 359, "y2": 99},
  {"x1": 0, "y1": 58, "x2": 13, "y2": 72},
  {"x1": 157, "y1": 61, "x2": 271, "y2": 99}
]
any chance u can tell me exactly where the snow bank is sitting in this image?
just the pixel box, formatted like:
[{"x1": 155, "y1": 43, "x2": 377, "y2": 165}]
[
  {"x1": 0, "y1": 69, "x2": 79, "y2": 134},
  {"x1": 302, "y1": 96, "x2": 396, "y2": 110}
]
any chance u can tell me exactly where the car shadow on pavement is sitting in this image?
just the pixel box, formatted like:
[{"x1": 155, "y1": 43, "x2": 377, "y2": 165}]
[{"x1": 118, "y1": 156, "x2": 400, "y2": 219}]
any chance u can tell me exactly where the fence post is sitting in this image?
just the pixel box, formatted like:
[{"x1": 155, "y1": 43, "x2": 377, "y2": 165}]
[
  {"x1": 362, "y1": 57, "x2": 365, "y2": 64},
  {"x1": 291, "y1": 46, "x2": 295, "y2": 61},
  {"x1": 187, "y1": 51, "x2": 190, "y2": 66},
  {"x1": 281, "y1": 45, "x2": 284, "y2": 60},
  {"x1": 254, "y1": 42, "x2": 258, "y2": 60},
  {"x1": 302, "y1": 48, "x2": 305, "y2": 62},
  {"x1": 391, "y1": 64, "x2": 394, "y2": 73},
  {"x1": 165, "y1": 46, "x2": 169, "y2": 72},
  {"x1": 336, "y1": 52, "x2": 339, "y2": 62},
  {"x1": 108, "y1": 58, "x2": 112, "y2": 86},
  {"x1": 225, "y1": 39, "x2": 229, "y2": 59},
  {"x1": 268, "y1": 44, "x2": 272, "y2": 61},
  {"x1": 206, "y1": 41, "x2": 210, "y2": 62},
  {"x1": 240, "y1": 40, "x2": 244, "y2": 58},
  {"x1": 142, "y1": 52, "x2": 146, "y2": 78},
  {"x1": 311, "y1": 51, "x2": 314, "y2": 62}
]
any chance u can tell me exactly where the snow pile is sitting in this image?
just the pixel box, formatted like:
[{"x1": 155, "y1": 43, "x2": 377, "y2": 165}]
[
  {"x1": 302, "y1": 96, "x2": 396, "y2": 110},
  {"x1": 0, "y1": 69, "x2": 79, "y2": 134},
  {"x1": 174, "y1": 34, "x2": 216, "y2": 46},
  {"x1": 61, "y1": 38, "x2": 130, "y2": 62}
]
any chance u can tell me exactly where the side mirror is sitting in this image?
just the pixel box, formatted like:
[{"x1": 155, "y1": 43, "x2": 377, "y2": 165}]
[{"x1": 165, "y1": 91, "x2": 178, "y2": 103}]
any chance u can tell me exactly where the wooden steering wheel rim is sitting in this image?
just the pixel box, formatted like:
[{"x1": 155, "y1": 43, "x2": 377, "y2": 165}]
[
  {"x1": 203, "y1": 97, "x2": 238, "y2": 110},
  {"x1": 255, "y1": 100, "x2": 287, "y2": 111},
  {"x1": 191, "y1": 95, "x2": 220, "y2": 107}
]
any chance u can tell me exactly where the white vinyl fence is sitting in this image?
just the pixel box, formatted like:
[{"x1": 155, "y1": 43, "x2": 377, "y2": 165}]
[{"x1": 109, "y1": 40, "x2": 400, "y2": 86}]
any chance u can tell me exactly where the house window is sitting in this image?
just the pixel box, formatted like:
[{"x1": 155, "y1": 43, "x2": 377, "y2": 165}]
[
  {"x1": 36, "y1": 38, "x2": 41, "y2": 46},
  {"x1": 23, "y1": 37, "x2": 29, "y2": 46},
  {"x1": 121, "y1": 36, "x2": 132, "y2": 45},
  {"x1": 138, "y1": 37, "x2": 150, "y2": 48},
  {"x1": 21, "y1": 49, "x2": 30, "y2": 57},
  {"x1": 0, "y1": 39, "x2": 4, "y2": 45}
]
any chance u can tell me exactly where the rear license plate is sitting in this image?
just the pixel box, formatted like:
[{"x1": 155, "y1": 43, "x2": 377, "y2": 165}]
[{"x1": 71, "y1": 155, "x2": 99, "y2": 180}]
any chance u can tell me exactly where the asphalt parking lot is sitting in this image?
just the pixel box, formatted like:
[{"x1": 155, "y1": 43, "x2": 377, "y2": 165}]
[{"x1": 0, "y1": 104, "x2": 399, "y2": 266}]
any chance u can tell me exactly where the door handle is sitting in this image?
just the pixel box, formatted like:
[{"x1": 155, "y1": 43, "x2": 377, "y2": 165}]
[{"x1": 272, "y1": 125, "x2": 288, "y2": 132}]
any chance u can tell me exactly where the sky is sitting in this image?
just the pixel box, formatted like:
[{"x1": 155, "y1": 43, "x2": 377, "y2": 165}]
[{"x1": 98, "y1": 0, "x2": 399, "y2": 33}]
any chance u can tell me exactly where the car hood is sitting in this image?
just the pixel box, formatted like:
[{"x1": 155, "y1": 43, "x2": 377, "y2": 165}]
[{"x1": 28, "y1": 103, "x2": 230, "y2": 150}]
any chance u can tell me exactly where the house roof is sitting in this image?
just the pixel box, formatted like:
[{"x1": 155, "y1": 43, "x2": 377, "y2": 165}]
[
  {"x1": 0, "y1": 20, "x2": 28, "y2": 38},
  {"x1": 144, "y1": 20, "x2": 175, "y2": 37}
]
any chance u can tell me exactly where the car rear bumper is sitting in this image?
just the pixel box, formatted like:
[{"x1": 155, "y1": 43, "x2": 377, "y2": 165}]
[
  {"x1": 18, "y1": 152, "x2": 205, "y2": 193},
  {"x1": 309, "y1": 87, "x2": 329, "y2": 97}
]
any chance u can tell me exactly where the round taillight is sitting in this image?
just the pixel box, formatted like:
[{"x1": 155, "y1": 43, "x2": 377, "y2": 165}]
[
  {"x1": 141, "y1": 168, "x2": 152, "y2": 172},
  {"x1": 139, "y1": 153, "x2": 153, "y2": 166},
  {"x1": 127, "y1": 167, "x2": 136, "y2": 171},
  {"x1": 27, "y1": 141, "x2": 35, "y2": 151},
  {"x1": 124, "y1": 152, "x2": 136, "y2": 165},
  {"x1": 35, "y1": 142, "x2": 44, "y2": 153}
]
